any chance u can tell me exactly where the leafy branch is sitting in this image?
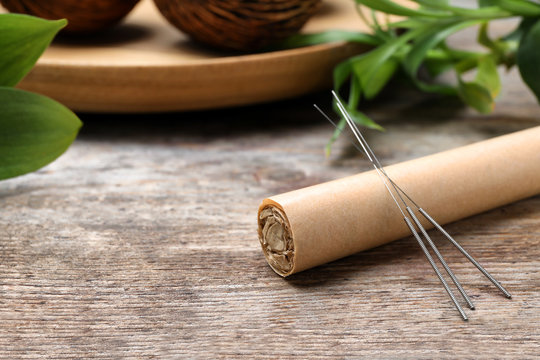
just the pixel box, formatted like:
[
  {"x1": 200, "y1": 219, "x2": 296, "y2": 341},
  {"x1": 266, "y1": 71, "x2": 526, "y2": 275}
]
[
  {"x1": 282, "y1": 0, "x2": 540, "y2": 154},
  {"x1": 0, "y1": 14, "x2": 82, "y2": 180}
]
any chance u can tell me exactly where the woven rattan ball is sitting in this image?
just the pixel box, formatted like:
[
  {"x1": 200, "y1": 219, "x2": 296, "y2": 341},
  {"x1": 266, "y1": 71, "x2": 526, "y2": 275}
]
[
  {"x1": 0, "y1": 0, "x2": 140, "y2": 34},
  {"x1": 153, "y1": 0, "x2": 321, "y2": 51}
]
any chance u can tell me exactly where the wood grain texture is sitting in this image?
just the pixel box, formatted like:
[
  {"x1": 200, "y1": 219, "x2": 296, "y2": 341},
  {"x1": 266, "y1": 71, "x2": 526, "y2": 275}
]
[{"x1": 1, "y1": 33, "x2": 540, "y2": 360}]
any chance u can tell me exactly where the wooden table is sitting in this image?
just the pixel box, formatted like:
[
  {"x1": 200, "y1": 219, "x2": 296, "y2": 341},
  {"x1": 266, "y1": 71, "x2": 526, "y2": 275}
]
[{"x1": 2, "y1": 41, "x2": 540, "y2": 360}]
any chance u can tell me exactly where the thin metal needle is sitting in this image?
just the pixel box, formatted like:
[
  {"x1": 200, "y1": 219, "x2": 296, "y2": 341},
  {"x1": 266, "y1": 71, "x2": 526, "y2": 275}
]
[
  {"x1": 404, "y1": 217, "x2": 468, "y2": 321},
  {"x1": 327, "y1": 101, "x2": 469, "y2": 320},
  {"x1": 317, "y1": 97, "x2": 511, "y2": 300},
  {"x1": 406, "y1": 207, "x2": 476, "y2": 310},
  {"x1": 418, "y1": 208, "x2": 512, "y2": 299},
  {"x1": 314, "y1": 100, "x2": 512, "y2": 299},
  {"x1": 332, "y1": 98, "x2": 475, "y2": 310},
  {"x1": 379, "y1": 177, "x2": 512, "y2": 299},
  {"x1": 377, "y1": 178, "x2": 511, "y2": 298}
]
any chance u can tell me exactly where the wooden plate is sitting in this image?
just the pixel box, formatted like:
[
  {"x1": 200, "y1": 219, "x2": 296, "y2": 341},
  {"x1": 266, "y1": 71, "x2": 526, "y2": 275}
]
[{"x1": 3, "y1": 0, "x2": 370, "y2": 113}]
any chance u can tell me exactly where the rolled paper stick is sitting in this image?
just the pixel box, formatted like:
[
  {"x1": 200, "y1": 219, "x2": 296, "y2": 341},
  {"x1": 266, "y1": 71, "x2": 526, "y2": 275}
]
[{"x1": 257, "y1": 126, "x2": 540, "y2": 277}]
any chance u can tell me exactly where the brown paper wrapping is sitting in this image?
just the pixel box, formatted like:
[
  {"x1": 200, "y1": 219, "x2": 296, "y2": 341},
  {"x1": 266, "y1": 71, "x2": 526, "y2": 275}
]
[{"x1": 257, "y1": 126, "x2": 540, "y2": 277}]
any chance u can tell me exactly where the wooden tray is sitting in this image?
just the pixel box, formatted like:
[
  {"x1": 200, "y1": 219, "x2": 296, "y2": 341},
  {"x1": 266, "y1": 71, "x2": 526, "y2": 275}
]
[{"x1": 3, "y1": 0, "x2": 369, "y2": 113}]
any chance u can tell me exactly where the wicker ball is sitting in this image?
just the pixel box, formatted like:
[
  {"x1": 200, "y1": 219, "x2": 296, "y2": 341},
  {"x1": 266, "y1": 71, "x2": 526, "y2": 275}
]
[
  {"x1": 0, "y1": 0, "x2": 140, "y2": 34},
  {"x1": 153, "y1": 0, "x2": 321, "y2": 51}
]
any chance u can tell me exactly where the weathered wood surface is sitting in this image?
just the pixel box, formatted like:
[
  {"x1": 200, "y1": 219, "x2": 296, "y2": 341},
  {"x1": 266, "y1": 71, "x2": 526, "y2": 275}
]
[{"x1": 1, "y1": 39, "x2": 540, "y2": 360}]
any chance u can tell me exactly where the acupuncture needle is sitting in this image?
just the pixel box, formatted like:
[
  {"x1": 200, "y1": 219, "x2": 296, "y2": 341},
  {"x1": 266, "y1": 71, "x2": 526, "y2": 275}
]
[
  {"x1": 332, "y1": 97, "x2": 476, "y2": 311},
  {"x1": 366, "y1": 175, "x2": 512, "y2": 299},
  {"x1": 315, "y1": 100, "x2": 512, "y2": 300},
  {"x1": 375, "y1": 179, "x2": 512, "y2": 299},
  {"x1": 324, "y1": 94, "x2": 512, "y2": 300},
  {"x1": 314, "y1": 104, "x2": 469, "y2": 320}
]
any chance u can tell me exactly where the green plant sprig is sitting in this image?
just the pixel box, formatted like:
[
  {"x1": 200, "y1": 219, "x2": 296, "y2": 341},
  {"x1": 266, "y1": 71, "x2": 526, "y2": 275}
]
[
  {"x1": 282, "y1": 0, "x2": 540, "y2": 154},
  {"x1": 0, "y1": 14, "x2": 82, "y2": 180}
]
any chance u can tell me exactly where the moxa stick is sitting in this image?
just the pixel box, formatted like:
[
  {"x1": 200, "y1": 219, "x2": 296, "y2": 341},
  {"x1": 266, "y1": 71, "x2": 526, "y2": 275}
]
[{"x1": 257, "y1": 126, "x2": 540, "y2": 277}]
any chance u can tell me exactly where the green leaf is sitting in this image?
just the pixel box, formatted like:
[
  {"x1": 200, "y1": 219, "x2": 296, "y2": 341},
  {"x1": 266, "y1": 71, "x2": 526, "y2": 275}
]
[
  {"x1": 424, "y1": 56, "x2": 455, "y2": 77},
  {"x1": 444, "y1": 6, "x2": 511, "y2": 18},
  {"x1": 457, "y1": 80, "x2": 494, "y2": 113},
  {"x1": 356, "y1": 0, "x2": 450, "y2": 18},
  {"x1": 0, "y1": 14, "x2": 66, "y2": 87},
  {"x1": 423, "y1": 47, "x2": 478, "y2": 76},
  {"x1": 413, "y1": 0, "x2": 454, "y2": 12},
  {"x1": 325, "y1": 118, "x2": 347, "y2": 157},
  {"x1": 477, "y1": 22, "x2": 506, "y2": 61},
  {"x1": 493, "y1": 0, "x2": 540, "y2": 17},
  {"x1": 517, "y1": 19, "x2": 540, "y2": 102},
  {"x1": 475, "y1": 55, "x2": 501, "y2": 98},
  {"x1": 388, "y1": 18, "x2": 432, "y2": 29},
  {"x1": 367, "y1": 8, "x2": 392, "y2": 41},
  {"x1": 348, "y1": 73, "x2": 362, "y2": 109},
  {"x1": 325, "y1": 103, "x2": 383, "y2": 156},
  {"x1": 478, "y1": 0, "x2": 496, "y2": 7},
  {"x1": 333, "y1": 58, "x2": 354, "y2": 91},
  {"x1": 346, "y1": 107, "x2": 384, "y2": 131},
  {"x1": 349, "y1": 27, "x2": 419, "y2": 94},
  {"x1": 416, "y1": 0, "x2": 450, "y2": 9},
  {"x1": 454, "y1": 56, "x2": 482, "y2": 75},
  {"x1": 404, "y1": 20, "x2": 478, "y2": 78},
  {"x1": 409, "y1": 74, "x2": 457, "y2": 96},
  {"x1": 359, "y1": 57, "x2": 399, "y2": 99},
  {"x1": 0, "y1": 87, "x2": 82, "y2": 180},
  {"x1": 478, "y1": 22, "x2": 492, "y2": 49},
  {"x1": 502, "y1": 17, "x2": 537, "y2": 43},
  {"x1": 413, "y1": 0, "x2": 510, "y2": 18},
  {"x1": 275, "y1": 30, "x2": 380, "y2": 50}
]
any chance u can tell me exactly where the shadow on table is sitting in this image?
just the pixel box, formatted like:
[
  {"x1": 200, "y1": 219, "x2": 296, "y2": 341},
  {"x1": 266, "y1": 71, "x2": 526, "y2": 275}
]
[
  {"x1": 284, "y1": 236, "x2": 421, "y2": 289},
  {"x1": 75, "y1": 85, "x2": 472, "y2": 145},
  {"x1": 77, "y1": 91, "x2": 334, "y2": 142}
]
